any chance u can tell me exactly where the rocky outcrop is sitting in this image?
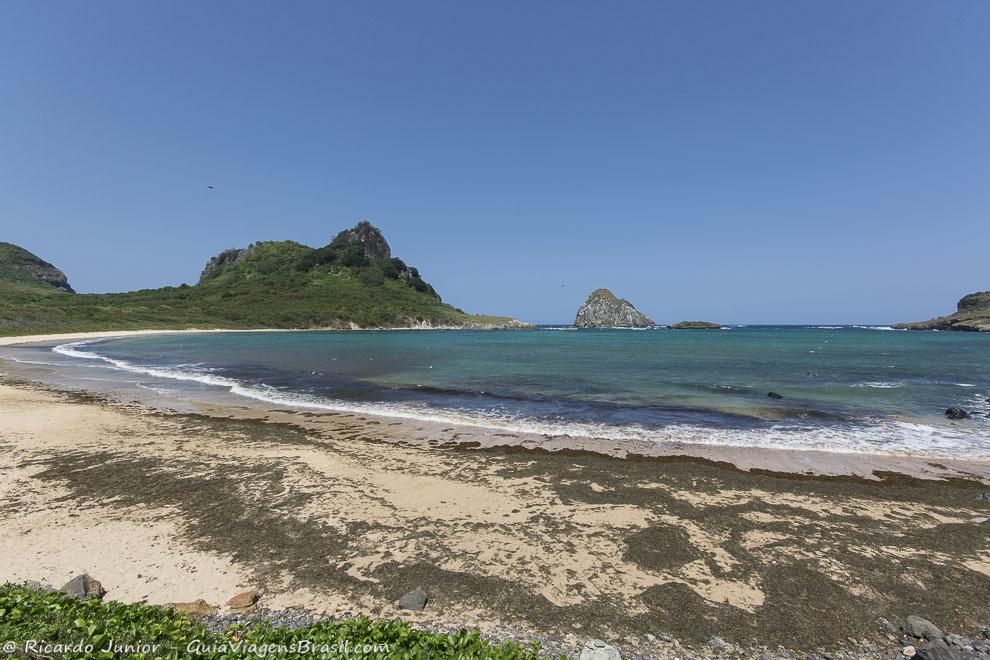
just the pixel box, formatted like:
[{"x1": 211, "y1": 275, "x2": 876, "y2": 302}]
[
  {"x1": 398, "y1": 586, "x2": 428, "y2": 612},
  {"x1": 574, "y1": 289, "x2": 654, "y2": 328},
  {"x1": 904, "y1": 615, "x2": 944, "y2": 641},
  {"x1": 895, "y1": 291, "x2": 990, "y2": 332},
  {"x1": 0, "y1": 242, "x2": 74, "y2": 292},
  {"x1": 945, "y1": 407, "x2": 970, "y2": 420},
  {"x1": 226, "y1": 590, "x2": 260, "y2": 611},
  {"x1": 60, "y1": 574, "x2": 105, "y2": 600},
  {"x1": 168, "y1": 599, "x2": 218, "y2": 616},
  {"x1": 330, "y1": 220, "x2": 391, "y2": 261},
  {"x1": 199, "y1": 245, "x2": 256, "y2": 283},
  {"x1": 670, "y1": 321, "x2": 721, "y2": 329}
]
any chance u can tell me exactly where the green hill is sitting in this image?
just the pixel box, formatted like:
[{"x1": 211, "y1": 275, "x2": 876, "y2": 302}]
[
  {"x1": 894, "y1": 291, "x2": 990, "y2": 332},
  {"x1": 0, "y1": 223, "x2": 526, "y2": 336},
  {"x1": 0, "y1": 242, "x2": 74, "y2": 292}
]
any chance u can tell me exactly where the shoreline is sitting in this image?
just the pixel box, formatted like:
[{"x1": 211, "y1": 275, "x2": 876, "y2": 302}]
[
  {"x1": 1, "y1": 376, "x2": 989, "y2": 656},
  {"x1": 0, "y1": 322, "x2": 532, "y2": 347},
  {"x1": 1, "y1": 328, "x2": 989, "y2": 481}
]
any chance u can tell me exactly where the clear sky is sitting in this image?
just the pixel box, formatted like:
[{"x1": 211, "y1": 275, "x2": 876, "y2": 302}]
[{"x1": 2, "y1": 1, "x2": 988, "y2": 324}]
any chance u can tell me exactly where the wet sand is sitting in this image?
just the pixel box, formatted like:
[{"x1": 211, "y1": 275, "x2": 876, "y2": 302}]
[{"x1": 1, "y1": 361, "x2": 989, "y2": 656}]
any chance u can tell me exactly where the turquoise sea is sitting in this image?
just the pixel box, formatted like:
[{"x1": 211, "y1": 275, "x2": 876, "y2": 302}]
[{"x1": 7, "y1": 326, "x2": 990, "y2": 459}]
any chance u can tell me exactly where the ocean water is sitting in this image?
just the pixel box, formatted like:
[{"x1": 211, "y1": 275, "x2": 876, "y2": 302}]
[{"x1": 8, "y1": 327, "x2": 990, "y2": 459}]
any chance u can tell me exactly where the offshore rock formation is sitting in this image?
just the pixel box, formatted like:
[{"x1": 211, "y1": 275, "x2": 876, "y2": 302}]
[
  {"x1": 895, "y1": 291, "x2": 990, "y2": 332},
  {"x1": 670, "y1": 321, "x2": 722, "y2": 329},
  {"x1": 0, "y1": 242, "x2": 74, "y2": 292},
  {"x1": 574, "y1": 289, "x2": 655, "y2": 328}
]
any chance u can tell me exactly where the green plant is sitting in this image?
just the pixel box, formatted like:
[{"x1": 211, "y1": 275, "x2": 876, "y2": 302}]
[
  {"x1": 0, "y1": 231, "x2": 518, "y2": 336},
  {"x1": 0, "y1": 585, "x2": 555, "y2": 659}
]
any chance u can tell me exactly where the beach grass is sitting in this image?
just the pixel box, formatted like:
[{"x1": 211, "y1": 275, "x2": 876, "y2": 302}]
[{"x1": 0, "y1": 585, "x2": 552, "y2": 659}]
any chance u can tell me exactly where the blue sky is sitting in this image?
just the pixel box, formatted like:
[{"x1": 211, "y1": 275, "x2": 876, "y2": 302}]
[{"x1": 2, "y1": 1, "x2": 988, "y2": 324}]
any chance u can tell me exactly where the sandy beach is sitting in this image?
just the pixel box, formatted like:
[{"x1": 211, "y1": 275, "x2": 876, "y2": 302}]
[{"x1": 1, "y1": 331, "x2": 989, "y2": 657}]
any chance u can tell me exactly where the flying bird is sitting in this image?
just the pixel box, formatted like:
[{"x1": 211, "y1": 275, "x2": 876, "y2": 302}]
[{"x1": 208, "y1": 185, "x2": 215, "y2": 190}]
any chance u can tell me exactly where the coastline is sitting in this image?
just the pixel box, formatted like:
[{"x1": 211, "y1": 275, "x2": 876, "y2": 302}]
[
  {"x1": 0, "y1": 324, "x2": 527, "y2": 348},
  {"x1": 2, "y1": 328, "x2": 989, "y2": 482},
  {"x1": 1, "y1": 372, "x2": 989, "y2": 656}
]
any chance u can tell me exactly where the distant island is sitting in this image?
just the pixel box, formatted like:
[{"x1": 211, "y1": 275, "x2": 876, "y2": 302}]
[
  {"x1": 0, "y1": 223, "x2": 528, "y2": 336},
  {"x1": 669, "y1": 321, "x2": 722, "y2": 329},
  {"x1": 573, "y1": 289, "x2": 655, "y2": 328},
  {"x1": 895, "y1": 291, "x2": 990, "y2": 332}
]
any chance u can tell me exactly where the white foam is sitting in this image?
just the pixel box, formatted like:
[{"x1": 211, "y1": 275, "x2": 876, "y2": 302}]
[
  {"x1": 851, "y1": 325, "x2": 903, "y2": 331},
  {"x1": 851, "y1": 382, "x2": 904, "y2": 389},
  {"x1": 50, "y1": 341, "x2": 990, "y2": 461}
]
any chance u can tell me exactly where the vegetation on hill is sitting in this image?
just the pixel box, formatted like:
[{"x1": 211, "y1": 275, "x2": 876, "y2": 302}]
[
  {"x1": 0, "y1": 242, "x2": 74, "y2": 292},
  {"x1": 0, "y1": 584, "x2": 551, "y2": 659},
  {"x1": 0, "y1": 223, "x2": 525, "y2": 336},
  {"x1": 669, "y1": 321, "x2": 722, "y2": 329},
  {"x1": 894, "y1": 291, "x2": 990, "y2": 332}
]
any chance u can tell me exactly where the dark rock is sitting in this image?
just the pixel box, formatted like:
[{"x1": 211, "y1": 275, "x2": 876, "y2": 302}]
[
  {"x1": 60, "y1": 574, "x2": 105, "y2": 600},
  {"x1": 914, "y1": 639, "x2": 965, "y2": 660},
  {"x1": 330, "y1": 221, "x2": 391, "y2": 261},
  {"x1": 573, "y1": 289, "x2": 655, "y2": 328},
  {"x1": 978, "y1": 492, "x2": 990, "y2": 502},
  {"x1": 398, "y1": 586, "x2": 428, "y2": 612},
  {"x1": 943, "y1": 634, "x2": 974, "y2": 649},
  {"x1": 767, "y1": 391, "x2": 784, "y2": 399},
  {"x1": 878, "y1": 617, "x2": 900, "y2": 635},
  {"x1": 708, "y1": 635, "x2": 728, "y2": 649},
  {"x1": 945, "y1": 408, "x2": 969, "y2": 420},
  {"x1": 903, "y1": 615, "x2": 943, "y2": 641}
]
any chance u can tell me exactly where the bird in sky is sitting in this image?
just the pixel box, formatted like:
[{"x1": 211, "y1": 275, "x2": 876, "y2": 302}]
[{"x1": 207, "y1": 185, "x2": 214, "y2": 190}]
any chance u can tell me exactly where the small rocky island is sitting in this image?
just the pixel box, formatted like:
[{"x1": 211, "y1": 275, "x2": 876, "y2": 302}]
[
  {"x1": 574, "y1": 289, "x2": 655, "y2": 328},
  {"x1": 895, "y1": 291, "x2": 990, "y2": 332},
  {"x1": 670, "y1": 321, "x2": 722, "y2": 329}
]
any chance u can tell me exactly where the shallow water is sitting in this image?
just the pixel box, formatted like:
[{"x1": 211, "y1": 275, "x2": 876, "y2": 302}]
[{"x1": 5, "y1": 326, "x2": 990, "y2": 458}]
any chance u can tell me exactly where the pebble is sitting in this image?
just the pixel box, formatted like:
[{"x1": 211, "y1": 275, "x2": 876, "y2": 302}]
[{"x1": 19, "y1": 580, "x2": 990, "y2": 660}]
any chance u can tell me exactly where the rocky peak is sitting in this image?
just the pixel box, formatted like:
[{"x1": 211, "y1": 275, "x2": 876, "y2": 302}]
[
  {"x1": 957, "y1": 291, "x2": 990, "y2": 312},
  {"x1": 0, "y1": 241, "x2": 74, "y2": 292},
  {"x1": 574, "y1": 288, "x2": 655, "y2": 328},
  {"x1": 330, "y1": 221, "x2": 391, "y2": 261},
  {"x1": 199, "y1": 245, "x2": 255, "y2": 283}
]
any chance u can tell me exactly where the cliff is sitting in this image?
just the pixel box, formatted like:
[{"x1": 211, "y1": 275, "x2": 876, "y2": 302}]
[
  {"x1": 0, "y1": 242, "x2": 74, "y2": 293},
  {"x1": 894, "y1": 292, "x2": 990, "y2": 332},
  {"x1": 574, "y1": 289, "x2": 655, "y2": 328},
  {"x1": 0, "y1": 223, "x2": 527, "y2": 335}
]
